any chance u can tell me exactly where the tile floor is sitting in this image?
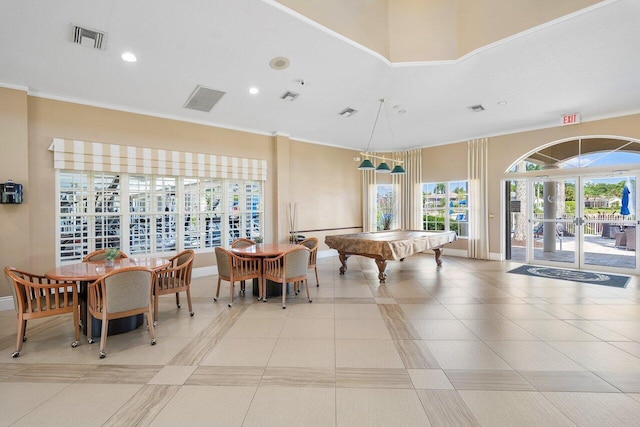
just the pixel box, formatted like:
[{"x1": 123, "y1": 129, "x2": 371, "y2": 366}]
[{"x1": 2, "y1": 255, "x2": 640, "y2": 426}]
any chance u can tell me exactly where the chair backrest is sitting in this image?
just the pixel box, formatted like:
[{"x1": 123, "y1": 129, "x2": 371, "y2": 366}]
[
  {"x1": 172, "y1": 249, "x2": 194, "y2": 268},
  {"x1": 231, "y1": 238, "x2": 255, "y2": 248},
  {"x1": 83, "y1": 249, "x2": 129, "y2": 262},
  {"x1": 102, "y1": 267, "x2": 153, "y2": 313},
  {"x1": 5, "y1": 266, "x2": 76, "y2": 316},
  {"x1": 157, "y1": 250, "x2": 194, "y2": 291},
  {"x1": 215, "y1": 247, "x2": 232, "y2": 278},
  {"x1": 626, "y1": 227, "x2": 636, "y2": 250},
  {"x1": 299, "y1": 237, "x2": 318, "y2": 266},
  {"x1": 285, "y1": 247, "x2": 310, "y2": 278}
]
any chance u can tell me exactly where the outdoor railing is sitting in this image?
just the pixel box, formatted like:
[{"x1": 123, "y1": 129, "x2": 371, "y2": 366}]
[{"x1": 532, "y1": 213, "x2": 636, "y2": 236}]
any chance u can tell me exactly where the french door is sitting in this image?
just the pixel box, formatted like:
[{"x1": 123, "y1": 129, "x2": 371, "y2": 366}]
[{"x1": 526, "y1": 174, "x2": 638, "y2": 274}]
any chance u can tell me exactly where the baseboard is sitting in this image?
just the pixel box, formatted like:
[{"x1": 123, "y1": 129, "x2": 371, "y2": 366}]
[
  {"x1": 489, "y1": 252, "x2": 504, "y2": 261},
  {"x1": 0, "y1": 296, "x2": 15, "y2": 312},
  {"x1": 193, "y1": 266, "x2": 217, "y2": 278}
]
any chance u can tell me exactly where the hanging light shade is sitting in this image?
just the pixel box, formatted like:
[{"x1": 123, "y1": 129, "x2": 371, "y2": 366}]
[
  {"x1": 375, "y1": 161, "x2": 391, "y2": 173},
  {"x1": 358, "y1": 158, "x2": 375, "y2": 170},
  {"x1": 391, "y1": 164, "x2": 406, "y2": 175}
]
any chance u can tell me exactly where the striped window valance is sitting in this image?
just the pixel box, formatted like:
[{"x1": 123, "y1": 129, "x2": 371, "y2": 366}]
[{"x1": 49, "y1": 138, "x2": 267, "y2": 181}]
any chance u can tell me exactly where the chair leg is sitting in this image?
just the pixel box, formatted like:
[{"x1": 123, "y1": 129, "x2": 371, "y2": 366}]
[
  {"x1": 315, "y1": 267, "x2": 319, "y2": 287},
  {"x1": 282, "y1": 282, "x2": 287, "y2": 309},
  {"x1": 305, "y1": 278, "x2": 312, "y2": 303},
  {"x1": 147, "y1": 308, "x2": 156, "y2": 346},
  {"x1": 13, "y1": 318, "x2": 26, "y2": 357},
  {"x1": 153, "y1": 294, "x2": 159, "y2": 325},
  {"x1": 72, "y1": 306, "x2": 80, "y2": 348},
  {"x1": 175, "y1": 292, "x2": 181, "y2": 308},
  {"x1": 99, "y1": 317, "x2": 108, "y2": 358},
  {"x1": 87, "y1": 314, "x2": 94, "y2": 344},
  {"x1": 214, "y1": 277, "x2": 221, "y2": 302},
  {"x1": 229, "y1": 281, "x2": 234, "y2": 307},
  {"x1": 186, "y1": 289, "x2": 194, "y2": 316}
]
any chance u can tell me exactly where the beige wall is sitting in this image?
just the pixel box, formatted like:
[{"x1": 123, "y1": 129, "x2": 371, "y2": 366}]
[
  {"x1": 0, "y1": 88, "x2": 30, "y2": 275},
  {"x1": 277, "y1": 0, "x2": 602, "y2": 61}
]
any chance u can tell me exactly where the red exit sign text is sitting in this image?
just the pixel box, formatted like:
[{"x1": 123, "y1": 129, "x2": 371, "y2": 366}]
[{"x1": 561, "y1": 113, "x2": 580, "y2": 125}]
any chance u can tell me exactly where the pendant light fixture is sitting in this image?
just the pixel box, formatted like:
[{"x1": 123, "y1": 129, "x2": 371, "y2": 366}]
[{"x1": 357, "y1": 98, "x2": 405, "y2": 174}]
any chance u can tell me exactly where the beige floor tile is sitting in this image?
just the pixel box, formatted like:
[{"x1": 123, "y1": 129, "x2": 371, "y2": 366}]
[
  {"x1": 240, "y1": 302, "x2": 291, "y2": 319},
  {"x1": 224, "y1": 317, "x2": 285, "y2": 338},
  {"x1": 610, "y1": 341, "x2": 640, "y2": 358},
  {"x1": 444, "y1": 304, "x2": 506, "y2": 320},
  {"x1": 96, "y1": 337, "x2": 193, "y2": 365},
  {"x1": 334, "y1": 303, "x2": 382, "y2": 319},
  {"x1": 150, "y1": 385, "x2": 256, "y2": 426},
  {"x1": 334, "y1": 285, "x2": 374, "y2": 298},
  {"x1": 594, "y1": 371, "x2": 640, "y2": 393},
  {"x1": 487, "y1": 341, "x2": 587, "y2": 371},
  {"x1": 2, "y1": 363, "x2": 93, "y2": 383},
  {"x1": 513, "y1": 319, "x2": 600, "y2": 341},
  {"x1": 410, "y1": 319, "x2": 479, "y2": 340},
  {"x1": 399, "y1": 304, "x2": 456, "y2": 320},
  {"x1": 268, "y1": 338, "x2": 335, "y2": 368},
  {"x1": 375, "y1": 297, "x2": 398, "y2": 304},
  {"x1": 148, "y1": 365, "x2": 197, "y2": 385},
  {"x1": 591, "y1": 320, "x2": 640, "y2": 340},
  {"x1": 0, "y1": 382, "x2": 70, "y2": 426},
  {"x1": 79, "y1": 364, "x2": 163, "y2": 384},
  {"x1": 564, "y1": 319, "x2": 632, "y2": 341},
  {"x1": 279, "y1": 317, "x2": 335, "y2": 339},
  {"x1": 407, "y1": 369, "x2": 454, "y2": 389},
  {"x1": 200, "y1": 337, "x2": 276, "y2": 366},
  {"x1": 425, "y1": 341, "x2": 512, "y2": 370},
  {"x1": 485, "y1": 304, "x2": 558, "y2": 320},
  {"x1": 185, "y1": 366, "x2": 263, "y2": 386},
  {"x1": 519, "y1": 370, "x2": 619, "y2": 392},
  {"x1": 547, "y1": 341, "x2": 640, "y2": 372},
  {"x1": 394, "y1": 339, "x2": 441, "y2": 369},
  {"x1": 336, "y1": 388, "x2": 431, "y2": 426},
  {"x1": 544, "y1": 392, "x2": 640, "y2": 426},
  {"x1": 336, "y1": 339, "x2": 404, "y2": 368},
  {"x1": 262, "y1": 366, "x2": 335, "y2": 387},
  {"x1": 335, "y1": 318, "x2": 392, "y2": 339},
  {"x1": 445, "y1": 369, "x2": 535, "y2": 391},
  {"x1": 459, "y1": 390, "x2": 574, "y2": 426},
  {"x1": 12, "y1": 383, "x2": 143, "y2": 427},
  {"x1": 243, "y1": 385, "x2": 336, "y2": 427},
  {"x1": 417, "y1": 389, "x2": 480, "y2": 426},
  {"x1": 461, "y1": 319, "x2": 539, "y2": 341},
  {"x1": 336, "y1": 367, "x2": 412, "y2": 389},
  {"x1": 287, "y1": 302, "x2": 335, "y2": 318}
]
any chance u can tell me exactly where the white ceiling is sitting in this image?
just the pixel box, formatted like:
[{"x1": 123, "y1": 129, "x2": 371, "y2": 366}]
[{"x1": 1, "y1": 0, "x2": 639, "y2": 152}]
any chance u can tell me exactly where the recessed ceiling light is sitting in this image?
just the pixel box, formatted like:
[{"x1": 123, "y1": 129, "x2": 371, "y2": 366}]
[
  {"x1": 121, "y1": 52, "x2": 137, "y2": 63},
  {"x1": 249, "y1": 87, "x2": 259, "y2": 95}
]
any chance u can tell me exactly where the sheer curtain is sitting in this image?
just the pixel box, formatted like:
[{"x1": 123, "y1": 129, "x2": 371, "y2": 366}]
[
  {"x1": 361, "y1": 168, "x2": 377, "y2": 232},
  {"x1": 393, "y1": 149, "x2": 423, "y2": 230},
  {"x1": 468, "y1": 138, "x2": 489, "y2": 259}
]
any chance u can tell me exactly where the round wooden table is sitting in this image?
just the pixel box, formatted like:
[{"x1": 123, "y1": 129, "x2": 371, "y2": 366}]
[{"x1": 46, "y1": 257, "x2": 170, "y2": 337}]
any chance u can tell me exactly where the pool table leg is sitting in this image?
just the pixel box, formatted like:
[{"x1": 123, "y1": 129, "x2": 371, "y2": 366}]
[
  {"x1": 434, "y1": 248, "x2": 443, "y2": 266},
  {"x1": 338, "y1": 253, "x2": 350, "y2": 274},
  {"x1": 375, "y1": 259, "x2": 388, "y2": 283}
]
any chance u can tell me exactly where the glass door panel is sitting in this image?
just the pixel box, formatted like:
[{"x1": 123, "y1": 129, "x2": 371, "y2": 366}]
[
  {"x1": 530, "y1": 178, "x2": 577, "y2": 267},
  {"x1": 581, "y1": 176, "x2": 637, "y2": 271}
]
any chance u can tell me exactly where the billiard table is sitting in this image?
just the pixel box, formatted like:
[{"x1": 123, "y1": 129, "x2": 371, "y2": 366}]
[{"x1": 325, "y1": 230, "x2": 456, "y2": 283}]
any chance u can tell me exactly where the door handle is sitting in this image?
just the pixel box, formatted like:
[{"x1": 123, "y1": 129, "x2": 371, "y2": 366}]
[{"x1": 574, "y1": 217, "x2": 585, "y2": 226}]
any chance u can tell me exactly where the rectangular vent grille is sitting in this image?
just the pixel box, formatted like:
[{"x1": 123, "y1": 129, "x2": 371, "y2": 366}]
[
  {"x1": 339, "y1": 107, "x2": 357, "y2": 117},
  {"x1": 72, "y1": 25, "x2": 106, "y2": 50},
  {"x1": 184, "y1": 85, "x2": 226, "y2": 112},
  {"x1": 468, "y1": 104, "x2": 485, "y2": 112}
]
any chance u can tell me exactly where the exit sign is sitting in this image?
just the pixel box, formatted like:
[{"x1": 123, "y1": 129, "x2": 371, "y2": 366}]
[{"x1": 561, "y1": 113, "x2": 580, "y2": 125}]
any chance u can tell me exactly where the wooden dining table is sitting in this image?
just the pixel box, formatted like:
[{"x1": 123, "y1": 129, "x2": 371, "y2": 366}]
[
  {"x1": 46, "y1": 257, "x2": 170, "y2": 337},
  {"x1": 230, "y1": 243, "x2": 303, "y2": 297}
]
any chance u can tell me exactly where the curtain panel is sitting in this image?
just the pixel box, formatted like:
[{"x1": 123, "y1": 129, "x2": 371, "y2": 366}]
[
  {"x1": 49, "y1": 138, "x2": 268, "y2": 181},
  {"x1": 393, "y1": 149, "x2": 422, "y2": 230},
  {"x1": 468, "y1": 138, "x2": 490, "y2": 259}
]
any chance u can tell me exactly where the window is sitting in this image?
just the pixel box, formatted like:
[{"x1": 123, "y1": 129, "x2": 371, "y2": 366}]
[
  {"x1": 57, "y1": 170, "x2": 263, "y2": 263},
  {"x1": 422, "y1": 180, "x2": 468, "y2": 238},
  {"x1": 376, "y1": 184, "x2": 395, "y2": 231}
]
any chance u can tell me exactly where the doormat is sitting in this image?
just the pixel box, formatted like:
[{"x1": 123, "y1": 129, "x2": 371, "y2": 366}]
[{"x1": 508, "y1": 265, "x2": 630, "y2": 288}]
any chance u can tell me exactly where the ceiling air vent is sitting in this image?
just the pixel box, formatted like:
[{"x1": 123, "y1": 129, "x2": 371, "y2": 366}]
[
  {"x1": 280, "y1": 91, "x2": 299, "y2": 102},
  {"x1": 183, "y1": 85, "x2": 226, "y2": 112},
  {"x1": 468, "y1": 104, "x2": 485, "y2": 112},
  {"x1": 71, "y1": 25, "x2": 107, "y2": 50},
  {"x1": 339, "y1": 107, "x2": 357, "y2": 117}
]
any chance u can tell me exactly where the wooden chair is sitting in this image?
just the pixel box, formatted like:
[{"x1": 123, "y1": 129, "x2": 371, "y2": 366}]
[
  {"x1": 262, "y1": 247, "x2": 311, "y2": 309},
  {"x1": 4, "y1": 266, "x2": 80, "y2": 358},
  {"x1": 231, "y1": 238, "x2": 256, "y2": 296},
  {"x1": 299, "y1": 237, "x2": 319, "y2": 287},
  {"x1": 153, "y1": 250, "x2": 195, "y2": 324},
  {"x1": 83, "y1": 249, "x2": 129, "y2": 262},
  {"x1": 214, "y1": 247, "x2": 261, "y2": 307},
  {"x1": 87, "y1": 266, "x2": 156, "y2": 358}
]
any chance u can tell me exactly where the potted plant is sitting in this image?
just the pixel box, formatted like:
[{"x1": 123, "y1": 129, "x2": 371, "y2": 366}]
[
  {"x1": 104, "y1": 248, "x2": 119, "y2": 267},
  {"x1": 254, "y1": 235, "x2": 263, "y2": 245}
]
